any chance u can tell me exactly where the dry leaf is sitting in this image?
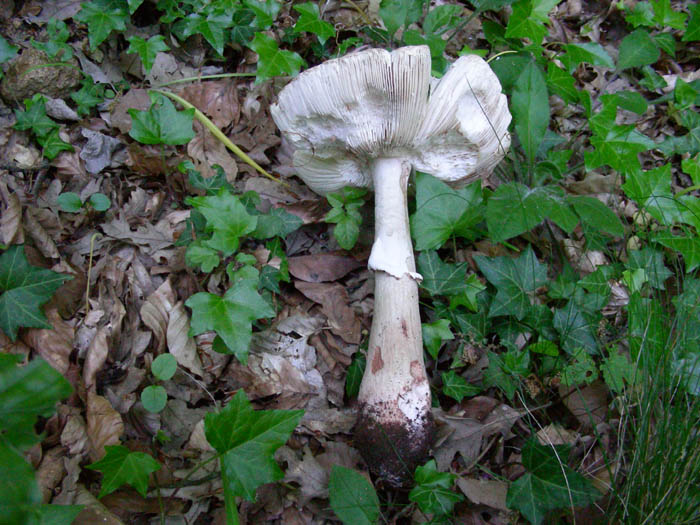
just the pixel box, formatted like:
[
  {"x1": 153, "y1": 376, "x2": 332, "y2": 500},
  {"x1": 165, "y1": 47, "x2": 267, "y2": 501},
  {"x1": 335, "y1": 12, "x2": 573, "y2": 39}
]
[
  {"x1": 52, "y1": 149, "x2": 87, "y2": 179},
  {"x1": 101, "y1": 215, "x2": 175, "y2": 255},
  {"x1": 457, "y1": 477, "x2": 509, "y2": 511},
  {"x1": 187, "y1": 122, "x2": 238, "y2": 181},
  {"x1": 36, "y1": 446, "x2": 67, "y2": 503},
  {"x1": 0, "y1": 181, "x2": 23, "y2": 245},
  {"x1": 167, "y1": 300, "x2": 204, "y2": 377},
  {"x1": 279, "y1": 446, "x2": 328, "y2": 504},
  {"x1": 22, "y1": 308, "x2": 73, "y2": 375},
  {"x1": 294, "y1": 281, "x2": 361, "y2": 344},
  {"x1": 83, "y1": 326, "x2": 109, "y2": 390},
  {"x1": 73, "y1": 484, "x2": 126, "y2": 525},
  {"x1": 87, "y1": 391, "x2": 124, "y2": 461},
  {"x1": 560, "y1": 381, "x2": 608, "y2": 428},
  {"x1": 536, "y1": 423, "x2": 579, "y2": 446},
  {"x1": 288, "y1": 254, "x2": 364, "y2": 283},
  {"x1": 180, "y1": 81, "x2": 240, "y2": 129},
  {"x1": 23, "y1": 207, "x2": 60, "y2": 259},
  {"x1": 60, "y1": 408, "x2": 89, "y2": 457},
  {"x1": 140, "y1": 279, "x2": 175, "y2": 354},
  {"x1": 110, "y1": 88, "x2": 151, "y2": 134}
]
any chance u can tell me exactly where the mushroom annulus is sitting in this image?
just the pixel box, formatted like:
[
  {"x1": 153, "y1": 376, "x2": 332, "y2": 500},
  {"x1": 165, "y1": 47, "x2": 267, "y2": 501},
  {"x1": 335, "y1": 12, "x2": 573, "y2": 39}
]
[{"x1": 271, "y1": 45, "x2": 511, "y2": 485}]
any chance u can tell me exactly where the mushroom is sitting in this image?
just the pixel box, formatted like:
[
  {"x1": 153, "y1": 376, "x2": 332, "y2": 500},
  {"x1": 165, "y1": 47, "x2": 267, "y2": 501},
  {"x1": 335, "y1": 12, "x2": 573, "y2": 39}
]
[{"x1": 271, "y1": 45, "x2": 511, "y2": 484}]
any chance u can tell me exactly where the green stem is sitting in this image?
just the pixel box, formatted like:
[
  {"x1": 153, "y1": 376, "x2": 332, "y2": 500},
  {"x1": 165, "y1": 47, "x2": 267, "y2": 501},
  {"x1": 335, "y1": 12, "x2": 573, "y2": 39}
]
[{"x1": 154, "y1": 72, "x2": 256, "y2": 88}]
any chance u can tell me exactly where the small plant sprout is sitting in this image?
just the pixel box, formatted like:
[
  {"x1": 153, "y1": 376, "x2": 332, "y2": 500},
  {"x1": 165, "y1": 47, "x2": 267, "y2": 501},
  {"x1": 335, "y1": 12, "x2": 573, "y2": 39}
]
[
  {"x1": 271, "y1": 45, "x2": 511, "y2": 484},
  {"x1": 57, "y1": 191, "x2": 111, "y2": 213}
]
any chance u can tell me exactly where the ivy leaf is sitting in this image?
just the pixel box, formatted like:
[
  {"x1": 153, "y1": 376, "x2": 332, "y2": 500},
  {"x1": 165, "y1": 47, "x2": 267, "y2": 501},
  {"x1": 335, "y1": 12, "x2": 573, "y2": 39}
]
[
  {"x1": 422, "y1": 319, "x2": 453, "y2": 359},
  {"x1": 654, "y1": 233, "x2": 700, "y2": 273},
  {"x1": 441, "y1": 370, "x2": 481, "y2": 402},
  {"x1": 204, "y1": 390, "x2": 304, "y2": 502},
  {"x1": 329, "y1": 465, "x2": 380, "y2": 525},
  {"x1": 617, "y1": 29, "x2": 660, "y2": 71},
  {"x1": 31, "y1": 18, "x2": 73, "y2": 60},
  {"x1": 622, "y1": 165, "x2": 683, "y2": 225},
  {"x1": 244, "y1": 0, "x2": 281, "y2": 28},
  {"x1": 417, "y1": 251, "x2": 469, "y2": 296},
  {"x1": 174, "y1": 12, "x2": 231, "y2": 55},
  {"x1": 560, "y1": 347, "x2": 598, "y2": 386},
  {"x1": 13, "y1": 96, "x2": 58, "y2": 138},
  {"x1": 249, "y1": 32, "x2": 303, "y2": 83},
  {"x1": 345, "y1": 351, "x2": 366, "y2": 398},
  {"x1": 626, "y1": 247, "x2": 672, "y2": 289},
  {"x1": 411, "y1": 172, "x2": 483, "y2": 250},
  {"x1": 185, "y1": 242, "x2": 221, "y2": 272},
  {"x1": 546, "y1": 63, "x2": 577, "y2": 103},
  {"x1": 650, "y1": 0, "x2": 687, "y2": 29},
  {"x1": 379, "y1": 0, "x2": 425, "y2": 37},
  {"x1": 626, "y1": 1, "x2": 655, "y2": 28},
  {"x1": 128, "y1": 95, "x2": 195, "y2": 145},
  {"x1": 71, "y1": 79, "x2": 106, "y2": 116},
  {"x1": 482, "y1": 351, "x2": 519, "y2": 399},
  {"x1": 559, "y1": 42, "x2": 615, "y2": 72},
  {"x1": 682, "y1": 4, "x2": 700, "y2": 42},
  {"x1": 505, "y1": 0, "x2": 560, "y2": 45},
  {"x1": 325, "y1": 187, "x2": 367, "y2": 250},
  {"x1": 86, "y1": 445, "x2": 161, "y2": 498},
  {"x1": 0, "y1": 354, "x2": 72, "y2": 451},
  {"x1": 553, "y1": 300, "x2": 598, "y2": 355},
  {"x1": 231, "y1": 9, "x2": 258, "y2": 45},
  {"x1": 0, "y1": 35, "x2": 18, "y2": 64},
  {"x1": 37, "y1": 128, "x2": 74, "y2": 160},
  {"x1": 506, "y1": 439, "x2": 600, "y2": 525},
  {"x1": 474, "y1": 246, "x2": 548, "y2": 320},
  {"x1": 293, "y1": 3, "x2": 335, "y2": 44},
  {"x1": 126, "y1": 35, "x2": 169, "y2": 73},
  {"x1": 567, "y1": 195, "x2": 624, "y2": 237},
  {"x1": 186, "y1": 266, "x2": 274, "y2": 364},
  {"x1": 409, "y1": 459, "x2": 464, "y2": 516},
  {"x1": 601, "y1": 350, "x2": 638, "y2": 393},
  {"x1": 511, "y1": 61, "x2": 549, "y2": 164},
  {"x1": 0, "y1": 246, "x2": 71, "y2": 341},
  {"x1": 253, "y1": 207, "x2": 303, "y2": 239},
  {"x1": 187, "y1": 190, "x2": 257, "y2": 256},
  {"x1": 74, "y1": 2, "x2": 128, "y2": 51}
]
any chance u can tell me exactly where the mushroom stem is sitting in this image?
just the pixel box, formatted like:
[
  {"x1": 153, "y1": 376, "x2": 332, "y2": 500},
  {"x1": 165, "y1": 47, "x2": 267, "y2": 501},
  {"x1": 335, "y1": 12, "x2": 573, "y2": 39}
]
[{"x1": 355, "y1": 158, "x2": 434, "y2": 486}]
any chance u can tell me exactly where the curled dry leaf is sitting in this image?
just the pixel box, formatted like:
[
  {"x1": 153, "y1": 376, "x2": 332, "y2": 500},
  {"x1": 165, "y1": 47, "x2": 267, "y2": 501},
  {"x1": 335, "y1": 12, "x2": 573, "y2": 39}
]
[
  {"x1": 87, "y1": 390, "x2": 124, "y2": 461},
  {"x1": 288, "y1": 254, "x2": 364, "y2": 283},
  {"x1": 60, "y1": 408, "x2": 89, "y2": 457},
  {"x1": 22, "y1": 308, "x2": 74, "y2": 375},
  {"x1": 167, "y1": 300, "x2": 204, "y2": 377},
  {"x1": 73, "y1": 483, "x2": 126, "y2": 525},
  {"x1": 560, "y1": 381, "x2": 608, "y2": 428},
  {"x1": 279, "y1": 445, "x2": 328, "y2": 504},
  {"x1": 111, "y1": 88, "x2": 151, "y2": 135},
  {"x1": 536, "y1": 423, "x2": 579, "y2": 446},
  {"x1": 180, "y1": 81, "x2": 240, "y2": 129},
  {"x1": 36, "y1": 446, "x2": 67, "y2": 503},
  {"x1": 140, "y1": 279, "x2": 175, "y2": 354},
  {"x1": 23, "y1": 207, "x2": 60, "y2": 259},
  {"x1": 187, "y1": 121, "x2": 238, "y2": 181},
  {"x1": 52, "y1": 150, "x2": 87, "y2": 179},
  {"x1": 294, "y1": 281, "x2": 361, "y2": 344},
  {"x1": 101, "y1": 214, "x2": 175, "y2": 255},
  {"x1": 298, "y1": 408, "x2": 356, "y2": 435},
  {"x1": 0, "y1": 180, "x2": 23, "y2": 245},
  {"x1": 83, "y1": 326, "x2": 109, "y2": 391}
]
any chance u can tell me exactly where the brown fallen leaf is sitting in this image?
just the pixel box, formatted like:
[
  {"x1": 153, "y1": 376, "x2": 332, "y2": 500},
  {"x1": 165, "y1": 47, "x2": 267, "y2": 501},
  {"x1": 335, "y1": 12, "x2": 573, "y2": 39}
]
[
  {"x1": 101, "y1": 214, "x2": 175, "y2": 255},
  {"x1": 187, "y1": 121, "x2": 238, "y2": 181},
  {"x1": 279, "y1": 445, "x2": 328, "y2": 504},
  {"x1": 288, "y1": 254, "x2": 364, "y2": 283},
  {"x1": 294, "y1": 281, "x2": 361, "y2": 344},
  {"x1": 167, "y1": 300, "x2": 204, "y2": 377},
  {"x1": 0, "y1": 180, "x2": 23, "y2": 245},
  {"x1": 87, "y1": 391, "x2": 124, "y2": 461},
  {"x1": 110, "y1": 88, "x2": 151, "y2": 134},
  {"x1": 180, "y1": 81, "x2": 240, "y2": 129},
  {"x1": 36, "y1": 446, "x2": 66, "y2": 503},
  {"x1": 83, "y1": 326, "x2": 109, "y2": 391},
  {"x1": 560, "y1": 381, "x2": 608, "y2": 428},
  {"x1": 23, "y1": 207, "x2": 60, "y2": 259},
  {"x1": 140, "y1": 279, "x2": 175, "y2": 354},
  {"x1": 457, "y1": 477, "x2": 509, "y2": 511},
  {"x1": 22, "y1": 308, "x2": 74, "y2": 375}
]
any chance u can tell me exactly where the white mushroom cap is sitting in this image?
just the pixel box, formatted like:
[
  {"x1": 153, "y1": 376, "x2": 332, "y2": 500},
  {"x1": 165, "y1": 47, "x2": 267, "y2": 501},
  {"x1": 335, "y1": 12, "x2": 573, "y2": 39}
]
[{"x1": 270, "y1": 45, "x2": 511, "y2": 194}]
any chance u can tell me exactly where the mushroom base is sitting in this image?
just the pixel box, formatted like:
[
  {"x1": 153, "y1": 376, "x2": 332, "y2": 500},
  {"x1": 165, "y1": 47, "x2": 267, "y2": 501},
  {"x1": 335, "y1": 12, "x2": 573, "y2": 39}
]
[{"x1": 354, "y1": 400, "x2": 435, "y2": 486}]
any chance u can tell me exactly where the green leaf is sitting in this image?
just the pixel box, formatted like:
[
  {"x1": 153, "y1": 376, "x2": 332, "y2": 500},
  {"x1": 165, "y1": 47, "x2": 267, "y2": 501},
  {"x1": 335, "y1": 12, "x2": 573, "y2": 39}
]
[
  {"x1": 474, "y1": 247, "x2": 548, "y2": 320},
  {"x1": 293, "y1": 3, "x2": 335, "y2": 44},
  {"x1": 0, "y1": 246, "x2": 71, "y2": 340},
  {"x1": 511, "y1": 61, "x2": 549, "y2": 164},
  {"x1": 245, "y1": 0, "x2": 281, "y2": 28},
  {"x1": 252, "y1": 207, "x2": 302, "y2": 239},
  {"x1": 617, "y1": 29, "x2": 660, "y2": 71},
  {"x1": 88, "y1": 193, "x2": 111, "y2": 211},
  {"x1": 601, "y1": 350, "x2": 637, "y2": 393},
  {"x1": 74, "y1": 2, "x2": 128, "y2": 51},
  {"x1": 379, "y1": 0, "x2": 425, "y2": 36},
  {"x1": 141, "y1": 385, "x2": 167, "y2": 413},
  {"x1": 626, "y1": 247, "x2": 672, "y2": 289},
  {"x1": 409, "y1": 459, "x2": 464, "y2": 516},
  {"x1": 126, "y1": 35, "x2": 169, "y2": 73},
  {"x1": 31, "y1": 18, "x2": 73, "y2": 60},
  {"x1": 546, "y1": 63, "x2": 577, "y2": 103},
  {"x1": 650, "y1": 0, "x2": 687, "y2": 29},
  {"x1": 559, "y1": 42, "x2": 615, "y2": 72},
  {"x1": 654, "y1": 233, "x2": 700, "y2": 272},
  {"x1": 57, "y1": 192, "x2": 83, "y2": 213},
  {"x1": 151, "y1": 354, "x2": 177, "y2": 381},
  {"x1": 87, "y1": 445, "x2": 161, "y2": 498},
  {"x1": 248, "y1": 32, "x2": 303, "y2": 83},
  {"x1": 506, "y1": 439, "x2": 600, "y2": 525},
  {"x1": 422, "y1": 319, "x2": 453, "y2": 359},
  {"x1": 174, "y1": 12, "x2": 231, "y2": 55},
  {"x1": 0, "y1": 354, "x2": 72, "y2": 451},
  {"x1": 187, "y1": 190, "x2": 257, "y2": 256},
  {"x1": 71, "y1": 79, "x2": 106, "y2": 117},
  {"x1": 529, "y1": 339, "x2": 559, "y2": 356},
  {"x1": 0, "y1": 440, "x2": 41, "y2": 524},
  {"x1": 483, "y1": 351, "x2": 519, "y2": 399},
  {"x1": 416, "y1": 251, "x2": 469, "y2": 296},
  {"x1": 37, "y1": 128, "x2": 74, "y2": 160},
  {"x1": 128, "y1": 95, "x2": 195, "y2": 145},
  {"x1": 329, "y1": 465, "x2": 380, "y2": 525},
  {"x1": 441, "y1": 370, "x2": 480, "y2": 402},
  {"x1": 325, "y1": 187, "x2": 366, "y2": 250},
  {"x1": 411, "y1": 172, "x2": 483, "y2": 250},
  {"x1": 204, "y1": 390, "x2": 304, "y2": 502},
  {"x1": 186, "y1": 266, "x2": 274, "y2": 364},
  {"x1": 567, "y1": 195, "x2": 624, "y2": 236},
  {"x1": 682, "y1": 4, "x2": 700, "y2": 42},
  {"x1": 626, "y1": 1, "x2": 655, "y2": 28},
  {"x1": 14, "y1": 96, "x2": 58, "y2": 138},
  {"x1": 560, "y1": 347, "x2": 598, "y2": 386},
  {"x1": 0, "y1": 35, "x2": 18, "y2": 63},
  {"x1": 185, "y1": 242, "x2": 220, "y2": 273},
  {"x1": 423, "y1": 4, "x2": 462, "y2": 35},
  {"x1": 345, "y1": 351, "x2": 366, "y2": 398},
  {"x1": 505, "y1": 0, "x2": 560, "y2": 44},
  {"x1": 622, "y1": 164, "x2": 683, "y2": 225},
  {"x1": 231, "y1": 9, "x2": 258, "y2": 45},
  {"x1": 653, "y1": 32, "x2": 675, "y2": 57},
  {"x1": 553, "y1": 301, "x2": 597, "y2": 355}
]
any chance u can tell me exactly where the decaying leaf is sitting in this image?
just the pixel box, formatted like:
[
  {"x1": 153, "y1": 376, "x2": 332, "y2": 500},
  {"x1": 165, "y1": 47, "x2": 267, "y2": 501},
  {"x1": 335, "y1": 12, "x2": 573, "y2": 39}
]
[
  {"x1": 288, "y1": 254, "x2": 364, "y2": 283},
  {"x1": 22, "y1": 308, "x2": 74, "y2": 374},
  {"x1": 87, "y1": 391, "x2": 124, "y2": 461},
  {"x1": 167, "y1": 300, "x2": 203, "y2": 377},
  {"x1": 83, "y1": 326, "x2": 109, "y2": 390},
  {"x1": 187, "y1": 121, "x2": 238, "y2": 180},
  {"x1": 180, "y1": 81, "x2": 240, "y2": 129},
  {"x1": 0, "y1": 180, "x2": 24, "y2": 245},
  {"x1": 140, "y1": 279, "x2": 175, "y2": 354},
  {"x1": 294, "y1": 281, "x2": 362, "y2": 344},
  {"x1": 457, "y1": 477, "x2": 509, "y2": 511}
]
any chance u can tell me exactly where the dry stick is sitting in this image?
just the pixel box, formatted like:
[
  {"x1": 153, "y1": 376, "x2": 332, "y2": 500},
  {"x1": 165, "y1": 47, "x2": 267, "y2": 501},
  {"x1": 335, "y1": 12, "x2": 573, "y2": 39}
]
[
  {"x1": 85, "y1": 233, "x2": 101, "y2": 315},
  {"x1": 153, "y1": 72, "x2": 256, "y2": 89},
  {"x1": 150, "y1": 89, "x2": 291, "y2": 189}
]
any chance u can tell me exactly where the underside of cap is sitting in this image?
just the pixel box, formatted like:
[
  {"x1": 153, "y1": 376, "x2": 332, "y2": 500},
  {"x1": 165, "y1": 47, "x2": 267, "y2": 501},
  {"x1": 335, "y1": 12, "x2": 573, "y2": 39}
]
[{"x1": 271, "y1": 46, "x2": 511, "y2": 193}]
